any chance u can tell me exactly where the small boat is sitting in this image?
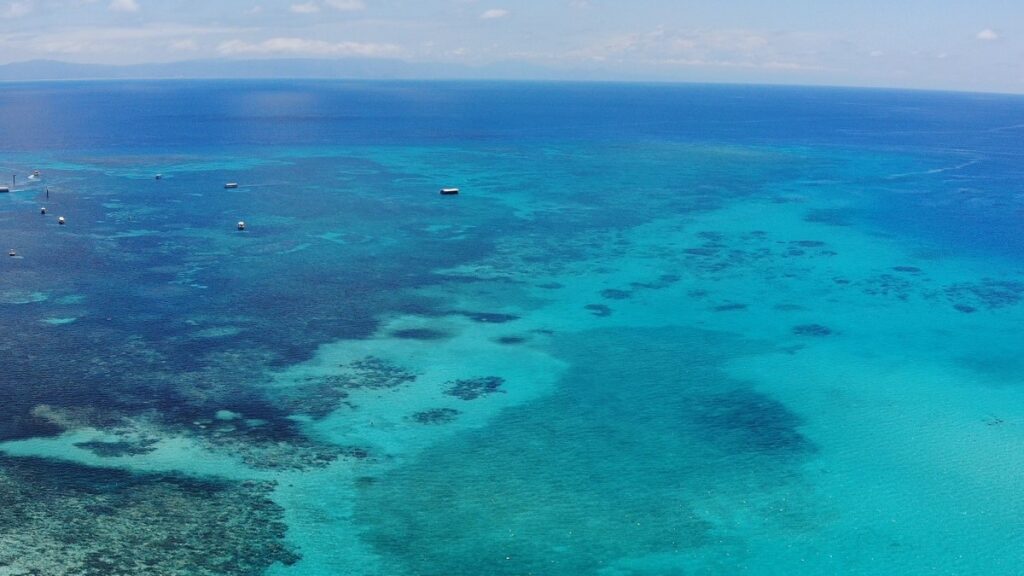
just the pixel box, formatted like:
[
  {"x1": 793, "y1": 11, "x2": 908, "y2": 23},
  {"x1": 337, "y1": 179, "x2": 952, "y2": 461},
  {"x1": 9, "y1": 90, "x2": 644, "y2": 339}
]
[
  {"x1": 237, "y1": 221, "x2": 246, "y2": 231},
  {"x1": 440, "y1": 187, "x2": 460, "y2": 195},
  {"x1": 8, "y1": 249, "x2": 15, "y2": 257},
  {"x1": 155, "y1": 174, "x2": 163, "y2": 180},
  {"x1": 224, "y1": 182, "x2": 239, "y2": 189},
  {"x1": 0, "y1": 187, "x2": 9, "y2": 193},
  {"x1": 58, "y1": 216, "x2": 66, "y2": 225},
  {"x1": 40, "y1": 207, "x2": 46, "y2": 215},
  {"x1": 28, "y1": 170, "x2": 41, "y2": 181}
]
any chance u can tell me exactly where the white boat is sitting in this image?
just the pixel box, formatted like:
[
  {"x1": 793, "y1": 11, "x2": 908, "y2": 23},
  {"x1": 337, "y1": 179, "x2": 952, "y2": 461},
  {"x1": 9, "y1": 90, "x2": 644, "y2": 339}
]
[{"x1": 440, "y1": 187, "x2": 460, "y2": 195}]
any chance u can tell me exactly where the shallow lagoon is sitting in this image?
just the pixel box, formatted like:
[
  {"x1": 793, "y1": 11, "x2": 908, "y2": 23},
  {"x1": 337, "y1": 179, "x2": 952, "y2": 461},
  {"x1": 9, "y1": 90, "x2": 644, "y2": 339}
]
[{"x1": 1, "y1": 81, "x2": 1024, "y2": 574}]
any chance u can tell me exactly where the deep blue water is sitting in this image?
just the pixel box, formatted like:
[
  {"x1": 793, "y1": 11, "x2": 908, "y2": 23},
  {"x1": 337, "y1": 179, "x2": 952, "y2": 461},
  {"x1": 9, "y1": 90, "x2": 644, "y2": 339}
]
[{"x1": 1, "y1": 80, "x2": 1024, "y2": 575}]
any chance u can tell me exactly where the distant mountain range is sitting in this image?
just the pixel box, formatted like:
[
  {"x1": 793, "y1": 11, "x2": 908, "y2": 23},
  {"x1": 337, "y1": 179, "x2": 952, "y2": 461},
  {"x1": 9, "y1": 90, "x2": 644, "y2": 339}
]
[{"x1": 0, "y1": 58, "x2": 599, "y2": 83}]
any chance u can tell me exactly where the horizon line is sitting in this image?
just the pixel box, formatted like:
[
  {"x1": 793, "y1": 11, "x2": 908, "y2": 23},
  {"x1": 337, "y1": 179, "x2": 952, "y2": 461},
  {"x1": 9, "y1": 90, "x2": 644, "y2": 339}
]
[{"x1": 1, "y1": 58, "x2": 1023, "y2": 98}]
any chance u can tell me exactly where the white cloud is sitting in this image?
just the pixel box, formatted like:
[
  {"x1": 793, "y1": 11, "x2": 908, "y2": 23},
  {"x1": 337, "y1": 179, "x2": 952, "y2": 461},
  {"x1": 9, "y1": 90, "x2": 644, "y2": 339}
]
[
  {"x1": 480, "y1": 8, "x2": 508, "y2": 20},
  {"x1": 108, "y1": 0, "x2": 139, "y2": 13},
  {"x1": 217, "y1": 37, "x2": 400, "y2": 57},
  {"x1": 4, "y1": 24, "x2": 245, "y2": 57},
  {"x1": 554, "y1": 27, "x2": 826, "y2": 74},
  {"x1": 1, "y1": 1, "x2": 32, "y2": 19},
  {"x1": 325, "y1": 0, "x2": 365, "y2": 10},
  {"x1": 290, "y1": 2, "x2": 319, "y2": 13},
  {"x1": 977, "y1": 28, "x2": 999, "y2": 41}
]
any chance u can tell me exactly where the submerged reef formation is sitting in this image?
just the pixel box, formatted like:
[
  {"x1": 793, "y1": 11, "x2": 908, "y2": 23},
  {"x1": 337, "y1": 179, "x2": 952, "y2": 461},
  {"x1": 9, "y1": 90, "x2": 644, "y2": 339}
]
[
  {"x1": 454, "y1": 311, "x2": 521, "y2": 323},
  {"x1": 444, "y1": 376, "x2": 506, "y2": 401},
  {"x1": 945, "y1": 279, "x2": 1024, "y2": 310},
  {"x1": 859, "y1": 273, "x2": 918, "y2": 301},
  {"x1": 597, "y1": 274, "x2": 682, "y2": 303},
  {"x1": 390, "y1": 328, "x2": 449, "y2": 341},
  {"x1": 357, "y1": 327, "x2": 813, "y2": 576},
  {"x1": 851, "y1": 268, "x2": 1024, "y2": 314},
  {"x1": 600, "y1": 288, "x2": 633, "y2": 300},
  {"x1": 31, "y1": 405, "x2": 346, "y2": 472},
  {"x1": 680, "y1": 229, "x2": 836, "y2": 281},
  {"x1": 280, "y1": 356, "x2": 419, "y2": 420},
  {"x1": 73, "y1": 438, "x2": 159, "y2": 457},
  {"x1": 409, "y1": 408, "x2": 461, "y2": 425},
  {"x1": 792, "y1": 324, "x2": 833, "y2": 337},
  {"x1": 0, "y1": 458, "x2": 297, "y2": 576}
]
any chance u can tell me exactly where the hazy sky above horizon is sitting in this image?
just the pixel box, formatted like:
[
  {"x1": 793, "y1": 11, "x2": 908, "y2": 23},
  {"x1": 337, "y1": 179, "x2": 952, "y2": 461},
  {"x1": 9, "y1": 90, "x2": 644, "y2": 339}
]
[{"x1": 0, "y1": 0, "x2": 1022, "y2": 92}]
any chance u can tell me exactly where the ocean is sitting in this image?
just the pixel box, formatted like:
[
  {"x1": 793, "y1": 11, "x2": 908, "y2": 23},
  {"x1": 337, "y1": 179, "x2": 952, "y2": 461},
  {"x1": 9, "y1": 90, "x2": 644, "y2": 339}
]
[{"x1": 1, "y1": 80, "x2": 1023, "y2": 575}]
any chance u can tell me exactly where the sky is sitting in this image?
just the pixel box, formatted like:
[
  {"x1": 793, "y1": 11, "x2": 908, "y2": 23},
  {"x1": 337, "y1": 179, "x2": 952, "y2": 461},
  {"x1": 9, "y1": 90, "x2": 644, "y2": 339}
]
[{"x1": 0, "y1": 0, "x2": 1022, "y2": 92}]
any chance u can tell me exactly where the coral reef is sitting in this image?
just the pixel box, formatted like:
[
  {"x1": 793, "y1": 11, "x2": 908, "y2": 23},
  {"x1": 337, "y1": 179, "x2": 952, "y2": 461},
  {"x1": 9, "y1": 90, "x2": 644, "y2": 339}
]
[
  {"x1": 73, "y1": 439, "x2": 159, "y2": 457},
  {"x1": 945, "y1": 279, "x2": 1024, "y2": 310},
  {"x1": 680, "y1": 229, "x2": 835, "y2": 279},
  {"x1": 0, "y1": 458, "x2": 298, "y2": 576},
  {"x1": 280, "y1": 356, "x2": 418, "y2": 424},
  {"x1": 859, "y1": 273, "x2": 917, "y2": 301},
  {"x1": 455, "y1": 311, "x2": 520, "y2": 323},
  {"x1": 792, "y1": 324, "x2": 833, "y2": 336},
  {"x1": 409, "y1": 408, "x2": 461, "y2": 425},
  {"x1": 444, "y1": 377, "x2": 506, "y2": 401},
  {"x1": 390, "y1": 328, "x2": 449, "y2": 341}
]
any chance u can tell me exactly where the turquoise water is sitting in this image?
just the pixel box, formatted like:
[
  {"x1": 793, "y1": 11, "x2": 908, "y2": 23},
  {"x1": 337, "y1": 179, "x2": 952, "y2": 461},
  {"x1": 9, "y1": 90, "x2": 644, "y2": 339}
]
[{"x1": 1, "y1": 81, "x2": 1024, "y2": 574}]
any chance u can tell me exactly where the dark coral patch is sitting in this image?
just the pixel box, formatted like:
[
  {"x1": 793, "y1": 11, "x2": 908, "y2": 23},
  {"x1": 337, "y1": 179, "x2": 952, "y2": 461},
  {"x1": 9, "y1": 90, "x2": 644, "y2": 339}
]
[
  {"x1": 694, "y1": 389, "x2": 814, "y2": 454},
  {"x1": 282, "y1": 356, "x2": 417, "y2": 421},
  {"x1": 792, "y1": 324, "x2": 833, "y2": 336},
  {"x1": 892, "y1": 266, "x2": 922, "y2": 273},
  {"x1": 391, "y1": 328, "x2": 449, "y2": 340},
  {"x1": 861, "y1": 274, "x2": 914, "y2": 301},
  {"x1": 456, "y1": 311, "x2": 520, "y2": 323},
  {"x1": 584, "y1": 304, "x2": 612, "y2": 317},
  {"x1": 953, "y1": 304, "x2": 977, "y2": 314},
  {"x1": 630, "y1": 274, "x2": 681, "y2": 291},
  {"x1": 444, "y1": 376, "x2": 505, "y2": 401},
  {"x1": 0, "y1": 457, "x2": 298, "y2": 575},
  {"x1": 497, "y1": 336, "x2": 527, "y2": 345},
  {"x1": 410, "y1": 408, "x2": 461, "y2": 425},
  {"x1": 599, "y1": 288, "x2": 632, "y2": 300},
  {"x1": 713, "y1": 303, "x2": 748, "y2": 312},
  {"x1": 74, "y1": 439, "x2": 158, "y2": 457},
  {"x1": 945, "y1": 279, "x2": 1024, "y2": 310}
]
